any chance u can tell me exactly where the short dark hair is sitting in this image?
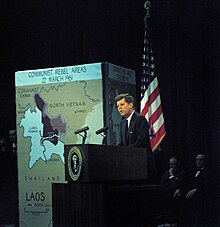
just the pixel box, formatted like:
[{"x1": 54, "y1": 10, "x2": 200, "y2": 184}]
[
  {"x1": 114, "y1": 93, "x2": 134, "y2": 106},
  {"x1": 169, "y1": 156, "x2": 178, "y2": 162}
]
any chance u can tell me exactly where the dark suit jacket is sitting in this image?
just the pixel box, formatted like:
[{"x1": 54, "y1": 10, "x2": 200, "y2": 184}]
[
  {"x1": 118, "y1": 111, "x2": 151, "y2": 149},
  {"x1": 117, "y1": 111, "x2": 157, "y2": 183},
  {"x1": 190, "y1": 168, "x2": 212, "y2": 198},
  {"x1": 185, "y1": 167, "x2": 215, "y2": 215},
  {"x1": 160, "y1": 169, "x2": 186, "y2": 193}
]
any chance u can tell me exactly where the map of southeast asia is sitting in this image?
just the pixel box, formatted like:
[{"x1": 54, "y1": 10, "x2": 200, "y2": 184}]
[
  {"x1": 20, "y1": 93, "x2": 66, "y2": 168},
  {"x1": 17, "y1": 80, "x2": 103, "y2": 169}
]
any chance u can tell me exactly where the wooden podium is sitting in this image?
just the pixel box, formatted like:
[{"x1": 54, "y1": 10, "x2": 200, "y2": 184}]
[
  {"x1": 64, "y1": 144, "x2": 148, "y2": 183},
  {"x1": 52, "y1": 145, "x2": 164, "y2": 226}
]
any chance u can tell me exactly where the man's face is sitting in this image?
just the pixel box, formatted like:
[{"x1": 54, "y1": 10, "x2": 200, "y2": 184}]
[
  {"x1": 196, "y1": 154, "x2": 205, "y2": 169},
  {"x1": 116, "y1": 98, "x2": 133, "y2": 118},
  {"x1": 169, "y1": 158, "x2": 178, "y2": 170}
]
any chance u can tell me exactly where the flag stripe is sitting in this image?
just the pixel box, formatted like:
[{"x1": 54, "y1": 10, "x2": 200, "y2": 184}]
[
  {"x1": 151, "y1": 105, "x2": 163, "y2": 126},
  {"x1": 151, "y1": 124, "x2": 166, "y2": 151},
  {"x1": 140, "y1": 86, "x2": 160, "y2": 117},
  {"x1": 141, "y1": 77, "x2": 158, "y2": 107},
  {"x1": 141, "y1": 91, "x2": 161, "y2": 123},
  {"x1": 151, "y1": 112, "x2": 164, "y2": 133}
]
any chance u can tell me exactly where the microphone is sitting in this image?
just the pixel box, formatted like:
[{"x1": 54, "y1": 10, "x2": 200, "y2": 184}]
[
  {"x1": 74, "y1": 126, "x2": 89, "y2": 135},
  {"x1": 95, "y1": 127, "x2": 109, "y2": 135}
]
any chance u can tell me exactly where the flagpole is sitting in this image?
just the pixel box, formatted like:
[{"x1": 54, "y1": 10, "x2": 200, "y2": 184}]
[{"x1": 143, "y1": 1, "x2": 154, "y2": 136}]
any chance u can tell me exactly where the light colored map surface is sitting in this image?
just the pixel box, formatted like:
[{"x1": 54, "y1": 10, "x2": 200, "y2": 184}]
[{"x1": 16, "y1": 63, "x2": 104, "y2": 227}]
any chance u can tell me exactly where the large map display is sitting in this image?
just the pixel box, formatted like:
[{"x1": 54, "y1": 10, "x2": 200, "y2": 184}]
[{"x1": 15, "y1": 63, "x2": 104, "y2": 227}]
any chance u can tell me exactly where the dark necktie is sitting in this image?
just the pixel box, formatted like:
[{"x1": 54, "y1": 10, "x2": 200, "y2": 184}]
[{"x1": 125, "y1": 120, "x2": 128, "y2": 138}]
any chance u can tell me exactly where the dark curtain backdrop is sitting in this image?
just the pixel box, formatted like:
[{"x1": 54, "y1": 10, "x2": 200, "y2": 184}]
[{"x1": 1, "y1": 0, "x2": 220, "y2": 181}]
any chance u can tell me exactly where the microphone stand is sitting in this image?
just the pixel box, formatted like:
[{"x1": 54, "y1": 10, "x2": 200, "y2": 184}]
[
  {"x1": 78, "y1": 131, "x2": 87, "y2": 144},
  {"x1": 100, "y1": 133, "x2": 107, "y2": 146},
  {"x1": 95, "y1": 127, "x2": 109, "y2": 145}
]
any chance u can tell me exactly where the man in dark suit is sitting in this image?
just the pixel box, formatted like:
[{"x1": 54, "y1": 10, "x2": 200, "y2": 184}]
[
  {"x1": 160, "y1": 156, "x2": 186, "y2": 224},
  {"x1": 160, "y1": 156, "x2": 186, "y2": 197},
  {"x1": 115, "y1": 93, "x2": 157, "y2": 183},
  {"x1": 114, "y1": 93, "x2": 159, "y2": 223},
  {"x1": 115, "y1": 93, "x2": 151, "y2": 150},
  {"x1": 183, "y1": 154, "x2": 215, "y2": 226}
]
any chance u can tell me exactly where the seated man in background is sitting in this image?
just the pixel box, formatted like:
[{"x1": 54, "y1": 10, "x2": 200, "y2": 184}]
[
  {"x1": 159, "y1": 156, "x2": 186, "y2": 224},
  {"x1": 160, "y1": 156, "x2": 186, "y2": 197},
  {"x1": 183, "y1": 154, "x2": 215, "y2": 226}
]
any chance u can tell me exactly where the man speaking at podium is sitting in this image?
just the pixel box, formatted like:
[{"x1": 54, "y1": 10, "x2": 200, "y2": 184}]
[
  {"x1": 115, "y1": 93, "x2": 156, "y2": 183},
  {"x1": 115, "y1": 93, "x2": 151, "y2": 151}
]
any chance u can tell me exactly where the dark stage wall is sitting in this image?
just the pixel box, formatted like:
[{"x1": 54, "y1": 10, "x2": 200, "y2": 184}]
[{"x1": 0, "y1": 0, "x2": 220, "y2": 182}]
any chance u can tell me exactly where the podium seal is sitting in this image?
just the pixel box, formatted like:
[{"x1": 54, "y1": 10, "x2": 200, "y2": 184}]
[{"x1": 67, "y1": 146, "x2": 83, "y2": 181}]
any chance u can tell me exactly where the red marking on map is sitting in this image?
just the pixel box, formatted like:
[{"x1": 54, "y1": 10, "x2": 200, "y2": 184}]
[{"x1": 35, "y1": 94, "x2": 66, "y2": 146}]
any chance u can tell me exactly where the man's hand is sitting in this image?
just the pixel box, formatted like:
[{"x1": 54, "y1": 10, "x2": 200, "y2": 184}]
[
  {"x1": 186, "y1": 188, "x2": 197, "y2": 199},
  {"x1": 169, "y1": 168, "x2": 174, "y2": 176},
  {"x1": 173, "y1": 189, "x2": 180, "y2": 198}
]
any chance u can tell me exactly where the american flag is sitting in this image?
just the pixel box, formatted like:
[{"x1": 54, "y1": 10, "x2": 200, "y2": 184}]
[{"x1": 140, "y1": 20, "x2": 166, "y2": 152}]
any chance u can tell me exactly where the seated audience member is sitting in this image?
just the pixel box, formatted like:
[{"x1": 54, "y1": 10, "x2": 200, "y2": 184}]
[
  {"x1": 183, "y1": 154, "x2": 215, "y2": 226},
  {"x1": 159, "y1": 156, "x2": 186, "y2": 224},
  {"x1": 160, "y1": 156, "x2": 185, "y2": 197}
]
